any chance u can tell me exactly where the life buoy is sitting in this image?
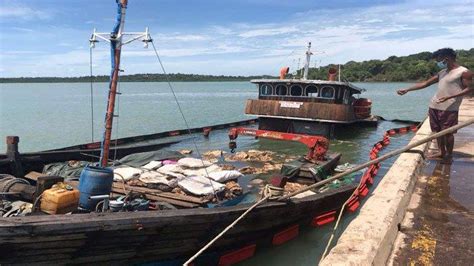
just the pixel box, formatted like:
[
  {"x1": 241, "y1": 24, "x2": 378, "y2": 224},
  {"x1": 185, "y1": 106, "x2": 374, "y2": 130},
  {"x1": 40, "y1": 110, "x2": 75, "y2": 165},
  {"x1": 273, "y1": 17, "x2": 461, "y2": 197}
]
[{"x1": 279, "y1": 67, "x2": 290, "y2": 80}]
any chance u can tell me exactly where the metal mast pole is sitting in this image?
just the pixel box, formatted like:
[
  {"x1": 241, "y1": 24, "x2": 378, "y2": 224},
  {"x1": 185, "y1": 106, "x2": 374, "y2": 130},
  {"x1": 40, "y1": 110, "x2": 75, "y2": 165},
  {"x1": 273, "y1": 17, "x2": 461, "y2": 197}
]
[
  {"x1": 99, "y1": 0, "x2": 128, "y2": 167},
  {"x1": 303, "y1": 42, "x2": 312, "y2": 80}
]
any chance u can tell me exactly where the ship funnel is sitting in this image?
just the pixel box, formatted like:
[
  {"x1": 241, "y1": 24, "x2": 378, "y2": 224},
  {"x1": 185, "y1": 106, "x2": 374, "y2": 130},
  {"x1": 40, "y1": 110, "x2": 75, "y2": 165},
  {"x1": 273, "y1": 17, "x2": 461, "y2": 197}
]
[
  {"x1": 280, "y1": 67, "x2": 290, "y2": 80},
  {"x1": 328, "y1": 67, "x2": 337, "y2": 81}
]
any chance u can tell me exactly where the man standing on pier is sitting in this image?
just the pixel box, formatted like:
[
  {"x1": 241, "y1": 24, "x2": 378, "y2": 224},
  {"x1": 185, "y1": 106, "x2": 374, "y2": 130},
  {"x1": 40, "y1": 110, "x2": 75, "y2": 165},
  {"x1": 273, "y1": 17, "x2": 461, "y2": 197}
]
[{"x1": 397, "y1": 48, "x2": 473, "y2": 163}]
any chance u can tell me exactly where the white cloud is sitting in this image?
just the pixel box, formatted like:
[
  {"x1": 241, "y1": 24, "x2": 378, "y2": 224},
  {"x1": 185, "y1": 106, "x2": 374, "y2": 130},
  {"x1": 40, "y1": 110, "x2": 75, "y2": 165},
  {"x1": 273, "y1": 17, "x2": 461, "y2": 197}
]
[
  {"x1": 0, "y1": 5, "x2": 51, "y2": 20},
  {"x1": 239, "y1": 26, "x2": 300, "y2": 38}
]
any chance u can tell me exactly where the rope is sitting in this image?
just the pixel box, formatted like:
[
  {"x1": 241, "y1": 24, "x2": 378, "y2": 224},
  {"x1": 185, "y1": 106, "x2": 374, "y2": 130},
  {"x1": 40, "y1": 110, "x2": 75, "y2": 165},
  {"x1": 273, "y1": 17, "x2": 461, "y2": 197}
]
[
  {"x1": 149, "y1": 40, "x2": 219, "y2": 199},
  {"x1": 184, "y1": 193, "x2": 272, "y2": 265},
  {"x1": 89, "y1": 47, "x2": 95, "y2": 142}
]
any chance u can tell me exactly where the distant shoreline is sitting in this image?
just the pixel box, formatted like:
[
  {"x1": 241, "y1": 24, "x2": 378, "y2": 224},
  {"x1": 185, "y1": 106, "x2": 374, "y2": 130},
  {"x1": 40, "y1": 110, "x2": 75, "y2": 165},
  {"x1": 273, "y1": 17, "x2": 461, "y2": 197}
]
[
  {"x1": 0, "y1": 74, "x2": 274, "y2": 83},
  {"x1": 2, "y1": 48, "x2": 472, "y2": 83}
]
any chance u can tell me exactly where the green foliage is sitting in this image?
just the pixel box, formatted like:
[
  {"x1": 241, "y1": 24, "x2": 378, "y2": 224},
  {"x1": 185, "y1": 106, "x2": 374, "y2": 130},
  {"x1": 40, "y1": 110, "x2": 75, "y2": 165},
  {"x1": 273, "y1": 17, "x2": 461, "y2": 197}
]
[{"x1": 307, "y1": 48, "x2": 473, "y2": 82}]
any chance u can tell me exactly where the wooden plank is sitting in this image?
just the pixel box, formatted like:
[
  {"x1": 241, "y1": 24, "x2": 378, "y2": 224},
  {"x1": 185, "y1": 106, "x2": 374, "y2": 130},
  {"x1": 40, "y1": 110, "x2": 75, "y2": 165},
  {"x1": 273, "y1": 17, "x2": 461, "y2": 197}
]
[
  {"x1": 111, "y1": 186, "x2": 199, "y2": 208},
  {"x1": 159, "y1": 192, "x2": 208, "y2": 204},
  {"x1": 112, "y1": 182, "x2": 208, "y2": 204},
  {"x1": 24, "y1": 171, "x2": 44, "y2": 181}
]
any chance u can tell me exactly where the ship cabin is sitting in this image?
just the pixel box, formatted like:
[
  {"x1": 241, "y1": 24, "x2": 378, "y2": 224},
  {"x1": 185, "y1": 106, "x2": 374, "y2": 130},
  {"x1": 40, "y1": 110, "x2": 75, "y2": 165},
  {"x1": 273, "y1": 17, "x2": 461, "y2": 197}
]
[{"x1": 245, "y1": 79, "x2": 373, "y2": 137}]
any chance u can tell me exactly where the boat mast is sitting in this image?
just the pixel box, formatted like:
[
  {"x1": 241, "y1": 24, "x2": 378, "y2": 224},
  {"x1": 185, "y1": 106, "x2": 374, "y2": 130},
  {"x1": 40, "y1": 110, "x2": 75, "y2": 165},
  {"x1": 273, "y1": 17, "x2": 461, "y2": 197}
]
[
  {"x1": 98, "y1": 0, "x2": 127, "y2": 167},
  {"x1": 89, "y1": 0, "x2": 151, "y2": 167},
  {"x1": 303, "y1": 42, "x2": 312, "y2": 80}
]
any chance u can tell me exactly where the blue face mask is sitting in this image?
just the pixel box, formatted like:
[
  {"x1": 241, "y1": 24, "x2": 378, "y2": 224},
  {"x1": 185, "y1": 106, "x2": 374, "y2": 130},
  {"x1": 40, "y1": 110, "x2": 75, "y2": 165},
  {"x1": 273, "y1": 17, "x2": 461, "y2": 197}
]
[{"x1": 437, "y1": 60, "x2": 447, "y2": 69}]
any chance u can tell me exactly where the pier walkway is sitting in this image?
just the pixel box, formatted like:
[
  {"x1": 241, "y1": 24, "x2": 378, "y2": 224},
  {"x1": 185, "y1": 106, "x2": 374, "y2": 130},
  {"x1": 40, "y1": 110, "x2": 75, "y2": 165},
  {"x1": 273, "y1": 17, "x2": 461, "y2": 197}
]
[
  {"x1": 391, "y1": 97, "x2": 474, "y2": 265},
  {"x1": 321, "y1": 97, "x2": 473, "y2": 265}
]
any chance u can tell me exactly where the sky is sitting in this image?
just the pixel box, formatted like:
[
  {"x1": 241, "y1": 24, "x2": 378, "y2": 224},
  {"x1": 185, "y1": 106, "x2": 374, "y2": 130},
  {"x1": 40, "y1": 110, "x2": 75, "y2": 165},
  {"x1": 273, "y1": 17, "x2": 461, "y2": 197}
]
[{"x1": 0, "y1": 0, "x2": 473, "y2": 77}]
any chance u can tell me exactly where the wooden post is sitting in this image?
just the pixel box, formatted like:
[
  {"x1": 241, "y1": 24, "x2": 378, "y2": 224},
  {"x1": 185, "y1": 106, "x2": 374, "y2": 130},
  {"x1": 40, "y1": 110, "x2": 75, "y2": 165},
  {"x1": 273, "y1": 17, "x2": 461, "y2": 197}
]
[{"x1": 6, "y1": 136, "x2": 24, "y2": 177}]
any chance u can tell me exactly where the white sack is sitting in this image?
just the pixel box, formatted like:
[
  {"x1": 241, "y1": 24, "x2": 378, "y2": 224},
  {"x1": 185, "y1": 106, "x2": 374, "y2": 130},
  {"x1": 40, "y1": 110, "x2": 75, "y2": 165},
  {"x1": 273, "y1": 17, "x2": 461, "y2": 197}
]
[
  {"x1": 157, "y1": 164, "x2": 184, "y2": 174},
  {"x1": 142, "y1": 160, "x2": 163, "y2": 170},
  {"x1": 139, "y1": 172, "x2": 178, "y2": 188},
  {"x1": 208, "y1": 170, "x2": 243, "y2": 183},
  {"x1": 177, "y1": 175, "x2": 225, "y2": 196},
  {"x1": 182, "y1": 164, "x2": 221, "y2": 177},
  {"x1": 177, "y1": 157, "x2": 213, "y2": 168},
  {"x1": 113, "y1": 167, "x2": 143, "y2": 181}
]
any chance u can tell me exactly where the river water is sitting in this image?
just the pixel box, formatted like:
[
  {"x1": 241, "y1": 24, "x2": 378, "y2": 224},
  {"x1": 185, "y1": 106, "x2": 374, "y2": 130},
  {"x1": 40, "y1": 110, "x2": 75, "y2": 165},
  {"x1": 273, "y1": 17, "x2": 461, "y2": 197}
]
[{"x1": 0, "y1": 81, "x2": 437, "y2": 264}]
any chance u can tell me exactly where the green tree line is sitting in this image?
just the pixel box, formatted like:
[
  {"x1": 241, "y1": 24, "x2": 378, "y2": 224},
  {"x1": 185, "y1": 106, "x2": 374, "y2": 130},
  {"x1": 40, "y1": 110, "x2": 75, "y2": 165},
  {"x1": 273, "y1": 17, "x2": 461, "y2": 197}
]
[
  {"x1": 1, "y1": 48, "x2": 472, "y2": 83},
  {"x1": 303, "y1": 48, "x2": 473, "y2": 82},
  {"x1": 0, "y1": 73, "x2": 275, "y2": 83}
]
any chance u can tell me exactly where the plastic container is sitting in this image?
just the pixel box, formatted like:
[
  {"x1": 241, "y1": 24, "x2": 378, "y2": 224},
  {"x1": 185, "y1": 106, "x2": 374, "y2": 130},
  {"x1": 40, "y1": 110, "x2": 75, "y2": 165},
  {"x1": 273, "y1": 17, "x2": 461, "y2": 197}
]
[
  {"x1": 78, "y1": 166, "x2": 114, "y2": 211},
  {"x1": 40, "y1": 183, "x2": 80, "y2": 214}
]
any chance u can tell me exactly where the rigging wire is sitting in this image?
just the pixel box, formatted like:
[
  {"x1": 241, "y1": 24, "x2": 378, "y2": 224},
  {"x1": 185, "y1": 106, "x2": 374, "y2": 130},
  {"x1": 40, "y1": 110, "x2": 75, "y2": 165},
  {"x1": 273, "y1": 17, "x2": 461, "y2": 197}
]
[
  {"x1": 149, "y1": 40, "x2": 219, "y2": 199},
  {"x1": 89, "y1": 47, "x2": 95, "y2": 142}
]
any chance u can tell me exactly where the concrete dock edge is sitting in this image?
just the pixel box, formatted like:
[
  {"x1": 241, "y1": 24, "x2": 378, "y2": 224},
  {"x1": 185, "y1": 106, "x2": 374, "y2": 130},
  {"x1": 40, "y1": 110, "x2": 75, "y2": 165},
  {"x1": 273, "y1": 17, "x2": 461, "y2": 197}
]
[{"x1": 320, "y1": 119, "x2": 432, "y2": 266}]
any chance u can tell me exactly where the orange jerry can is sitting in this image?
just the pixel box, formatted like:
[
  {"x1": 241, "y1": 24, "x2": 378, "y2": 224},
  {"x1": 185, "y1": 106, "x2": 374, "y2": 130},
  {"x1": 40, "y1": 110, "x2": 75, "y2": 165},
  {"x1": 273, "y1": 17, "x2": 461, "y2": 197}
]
[{"x1": 40, "y1": 183, "x2": 80, "y2": 214}]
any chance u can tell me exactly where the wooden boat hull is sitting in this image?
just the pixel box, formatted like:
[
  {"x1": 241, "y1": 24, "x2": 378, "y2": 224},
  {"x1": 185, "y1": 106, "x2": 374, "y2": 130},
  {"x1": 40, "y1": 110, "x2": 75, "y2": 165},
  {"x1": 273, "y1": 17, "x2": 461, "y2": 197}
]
[{"x1": 0, "y1": 183, "x2": 357, "y2": 265}]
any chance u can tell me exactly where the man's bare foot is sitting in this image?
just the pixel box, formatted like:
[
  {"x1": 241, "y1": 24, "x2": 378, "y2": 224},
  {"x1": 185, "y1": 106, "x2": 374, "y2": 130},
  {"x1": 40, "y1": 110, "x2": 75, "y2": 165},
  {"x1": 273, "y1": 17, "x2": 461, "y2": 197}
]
[{"x1": 426, "y1": 152, "x2": 444, "y2": 160}]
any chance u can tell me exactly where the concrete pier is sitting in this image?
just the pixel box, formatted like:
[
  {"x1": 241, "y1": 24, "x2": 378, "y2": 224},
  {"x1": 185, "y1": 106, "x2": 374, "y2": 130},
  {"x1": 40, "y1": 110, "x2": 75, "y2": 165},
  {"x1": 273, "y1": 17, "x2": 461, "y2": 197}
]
[
  {"x1": 321, "y1": 97, "x2": 473, "y2": 265},
  {"x1": 390, "y1": 97, "x2": 474, "y2": 265}
]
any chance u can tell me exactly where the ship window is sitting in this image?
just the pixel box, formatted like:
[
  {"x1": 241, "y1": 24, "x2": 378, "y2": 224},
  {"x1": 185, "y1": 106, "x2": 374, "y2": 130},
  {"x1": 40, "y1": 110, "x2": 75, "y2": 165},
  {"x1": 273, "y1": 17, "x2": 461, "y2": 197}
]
[
  {"x1": 260, "y1": 84, "x2": 273, "y2": 95},
  {"x1": 290, "y1": 85, "x2": 303, "y2": 96},
  {"x1": 321, "y1": 86, "x2": 335, "y2": 98},
  {"x1": 343, "y1": 89, "x2": 350, "y2": 104},
  {"x1": 305, "y1": 85, "x2": 319, "y2": 97},
  {"x1": 275, "y1": 84, "x2": 288, "y2": 96}
]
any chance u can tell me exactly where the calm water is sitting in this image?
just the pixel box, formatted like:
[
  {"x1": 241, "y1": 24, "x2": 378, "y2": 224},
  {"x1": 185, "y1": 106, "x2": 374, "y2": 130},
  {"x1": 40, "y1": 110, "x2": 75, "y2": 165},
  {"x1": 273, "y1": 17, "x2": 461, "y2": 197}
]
[
  {"x1": 0, "y1": 81, "x2": 436, "y2": 152},
  {"x1": 0, "y1": 81, "x2": 436, "y2": 265}
]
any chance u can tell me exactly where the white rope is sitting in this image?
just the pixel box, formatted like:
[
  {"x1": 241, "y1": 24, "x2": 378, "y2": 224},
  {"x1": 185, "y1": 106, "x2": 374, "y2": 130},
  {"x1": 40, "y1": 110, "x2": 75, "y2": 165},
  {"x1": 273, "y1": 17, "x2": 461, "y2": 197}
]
[
  {"x1": 184, "y1": 193, "x2": 271, "y2": 265},
  {"x1": 319, "y1": 181, "x2": 362, "y2": 262}
]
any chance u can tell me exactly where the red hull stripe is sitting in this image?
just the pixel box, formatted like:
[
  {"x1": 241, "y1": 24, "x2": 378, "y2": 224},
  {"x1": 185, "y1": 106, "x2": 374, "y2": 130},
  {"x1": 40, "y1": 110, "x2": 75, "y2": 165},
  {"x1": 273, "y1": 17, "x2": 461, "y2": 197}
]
[
  {"x1": 347, "y1": 196, "x2": 360, "y2": 212},
  {"x1": 312, "y1": 210, "x2": 337, "y2": 227},
  {"x1": 272, "y1": 224, "x2": 299, "y2": 245},
  {"x1": 218, "y1": 244, "x2": 257, "y2": 266}
]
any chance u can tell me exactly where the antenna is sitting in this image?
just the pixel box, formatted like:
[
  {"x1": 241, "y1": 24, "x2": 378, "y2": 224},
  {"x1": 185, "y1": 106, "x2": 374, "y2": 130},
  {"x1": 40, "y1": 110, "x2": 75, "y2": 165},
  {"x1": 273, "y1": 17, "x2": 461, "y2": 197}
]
[
  {"x1": 303, "y1": 42, "x2": 312, "y2": 80},
  {"x1": 296, "y1": 58, "x2": 301, "y2": 78}
]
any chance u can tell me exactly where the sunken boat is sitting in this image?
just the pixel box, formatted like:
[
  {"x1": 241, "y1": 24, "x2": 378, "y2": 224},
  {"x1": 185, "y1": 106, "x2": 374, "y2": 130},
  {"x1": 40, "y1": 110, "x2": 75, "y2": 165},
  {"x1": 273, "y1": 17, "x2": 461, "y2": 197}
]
[
  {"x1": 0, "y1": 1, "x2": 363, "y2": 265},
  {"x1": 246, "y1": 43, "x2": 377, "y2": 138}
]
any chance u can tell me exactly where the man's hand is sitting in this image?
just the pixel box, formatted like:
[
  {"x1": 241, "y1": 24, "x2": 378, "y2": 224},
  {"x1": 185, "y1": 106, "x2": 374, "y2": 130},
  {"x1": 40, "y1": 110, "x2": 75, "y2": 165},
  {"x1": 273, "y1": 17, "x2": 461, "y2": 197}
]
[
  {"x1": 436, "y1": 96, "x2": 450, "y2": 103},
  {"x1": 397, "y1": 89, "x2": 408, "y2": 95}
]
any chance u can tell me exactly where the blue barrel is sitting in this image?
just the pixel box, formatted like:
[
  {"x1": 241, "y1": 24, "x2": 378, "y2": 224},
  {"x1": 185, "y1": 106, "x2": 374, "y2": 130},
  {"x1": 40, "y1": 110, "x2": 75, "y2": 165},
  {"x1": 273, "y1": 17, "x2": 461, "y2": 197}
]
[{"x1": 78, "y1": 166, "x2": 114, "y2": 211}]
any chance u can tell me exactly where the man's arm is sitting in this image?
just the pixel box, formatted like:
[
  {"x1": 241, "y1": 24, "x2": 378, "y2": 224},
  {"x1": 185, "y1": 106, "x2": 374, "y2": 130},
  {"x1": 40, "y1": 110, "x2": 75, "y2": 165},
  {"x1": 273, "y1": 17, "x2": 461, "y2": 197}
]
[
  {"x1": 397, "y1": 75, "x2": 439, "y2": 95},
  {"x1": 437, "y1": 70, "x2": 473, "y2": 103}
]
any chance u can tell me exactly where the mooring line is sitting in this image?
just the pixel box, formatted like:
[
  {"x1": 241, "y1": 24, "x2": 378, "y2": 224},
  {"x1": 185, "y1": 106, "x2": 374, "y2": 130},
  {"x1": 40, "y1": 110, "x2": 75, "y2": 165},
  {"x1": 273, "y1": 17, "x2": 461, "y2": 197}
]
[{"x1": 183, "y1": 194, "x2": 271, "y2": 266}]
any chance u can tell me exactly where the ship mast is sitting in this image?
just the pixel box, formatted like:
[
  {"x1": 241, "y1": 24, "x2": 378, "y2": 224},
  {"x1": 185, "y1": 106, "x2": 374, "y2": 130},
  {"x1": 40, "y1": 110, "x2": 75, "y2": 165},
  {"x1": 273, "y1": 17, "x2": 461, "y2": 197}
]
[
  {"x1": 89, "y1": 0, "x2": 151, "y2": 167},
  {"x1": 302, "y1": 42, "x2": 312, "y2": 80}
]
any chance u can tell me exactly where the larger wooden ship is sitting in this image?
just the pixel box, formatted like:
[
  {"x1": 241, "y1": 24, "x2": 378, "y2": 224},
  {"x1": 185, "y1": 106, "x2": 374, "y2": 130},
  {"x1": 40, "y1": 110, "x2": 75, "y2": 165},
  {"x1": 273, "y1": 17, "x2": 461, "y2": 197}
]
[{"x1": 246, "y1": 43, "x2": 377, "y2": 137}]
